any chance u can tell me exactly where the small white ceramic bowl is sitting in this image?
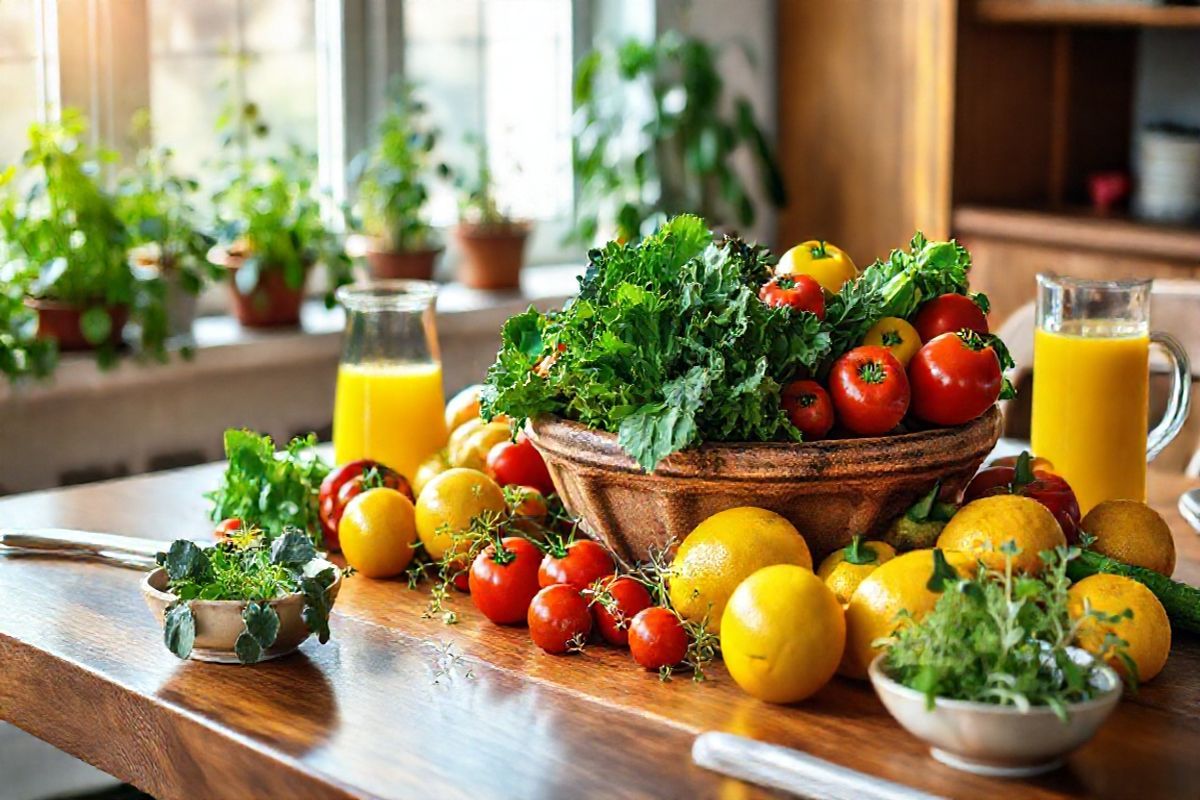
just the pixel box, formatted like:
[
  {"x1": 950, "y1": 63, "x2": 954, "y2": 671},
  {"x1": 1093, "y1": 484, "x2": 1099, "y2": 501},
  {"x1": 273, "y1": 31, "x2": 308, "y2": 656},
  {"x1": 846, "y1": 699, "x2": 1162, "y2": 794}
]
[
  {"x1": 868, "y1": 652, "x2": 1122, "y2": 777},
  {"x1": 141, "y1": 559, "x2": 342, "y2": 664}
]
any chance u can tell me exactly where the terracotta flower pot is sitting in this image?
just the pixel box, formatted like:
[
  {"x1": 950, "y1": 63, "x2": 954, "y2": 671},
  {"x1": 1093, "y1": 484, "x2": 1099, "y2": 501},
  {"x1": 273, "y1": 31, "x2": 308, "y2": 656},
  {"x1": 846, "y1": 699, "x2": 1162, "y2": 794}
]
[
  {"x1": 24, "y1": 298, "x2": 129, "y2": 351},
  {"x1": 222, "y1": 254, "x2": 309, "y2": 328},
  {"x1": 526, "y1": 407, "x2": 1004, "y2": 564},
  {"x1": 454, "y1": 222, "x2": 531, "y2": 290},
  {"x1": 365, "y1": 245, "x2": 442, "y2": 281}
]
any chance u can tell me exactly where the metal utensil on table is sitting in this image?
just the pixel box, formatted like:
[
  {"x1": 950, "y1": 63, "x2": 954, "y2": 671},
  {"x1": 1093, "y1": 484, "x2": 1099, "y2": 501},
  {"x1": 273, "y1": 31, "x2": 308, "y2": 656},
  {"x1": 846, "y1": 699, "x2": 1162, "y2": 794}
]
[
  {"x1": 0, "y1": 528, "x2": 168, "y2": 570},
  {"x1": 692, "y1": 732, "x2": 946, "y2": 800},
  {"x1": 1181, "y1": 489, "x2": 1200, "y2": 534}
]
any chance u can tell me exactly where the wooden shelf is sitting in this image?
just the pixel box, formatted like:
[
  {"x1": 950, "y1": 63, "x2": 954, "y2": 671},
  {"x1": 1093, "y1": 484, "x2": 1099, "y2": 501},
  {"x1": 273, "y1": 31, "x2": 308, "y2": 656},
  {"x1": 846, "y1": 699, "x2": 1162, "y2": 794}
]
[
  {"x1": 953, "y1": 205, "x2": 1200, "y2": 261},
  {"x1": 977, "y1": 0, "x2": 1200, "y2": 27}
]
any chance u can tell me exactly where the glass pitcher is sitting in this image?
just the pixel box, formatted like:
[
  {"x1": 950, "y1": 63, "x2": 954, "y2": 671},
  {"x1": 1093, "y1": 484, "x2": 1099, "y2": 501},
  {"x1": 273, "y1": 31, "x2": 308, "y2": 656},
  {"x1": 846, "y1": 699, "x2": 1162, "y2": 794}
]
[
  {"x1": 1031, "y1": 275, "x2": 1191, "y2": 514},
  {"x1": 332, "y1": 281, "x2": 449, "y2": 481}
]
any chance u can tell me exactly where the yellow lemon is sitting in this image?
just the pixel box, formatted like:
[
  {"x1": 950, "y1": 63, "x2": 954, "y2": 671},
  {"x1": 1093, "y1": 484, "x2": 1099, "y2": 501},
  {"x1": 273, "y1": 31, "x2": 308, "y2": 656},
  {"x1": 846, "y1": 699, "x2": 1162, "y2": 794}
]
[
  {"x1": 1081, "y1": 500, "x2": 1176, "y2": 577},
  {"x1": 413, "y1": 449, "x2": 450, "y2": 499},
  {"x1": 721, "y1": 565, "x2": 845, "y2": 703},
  {"x1": 1069, "y1": 573, "x2": 1171, "y2": 683},
  {"x1": 415, "y1": 468, "x2": 507, "y2": 562},
  {"x1": 937, "y1": 494, "x2": 1065, "y2": 574},
  {"x1": 842, "y1": 548, "x2": 975, "y2": 679},
  {"x1": 669, "y1": 507, "x2": 812, "y2": 634},
  {"x1": 444, "y1": 384, "x2": 483, "y2": 432},
  {"x1": 776, "y1": 240, "x2": 857, "y2": 293},
  {"x1": 449, "y1": 420, "x2": 510, "y2": 470},
  {"x1": 861, "y1": 317, "x2": 922, "y2": 367},
  {"x1": 817, "y1": 538, "x2": 896, "y2": 605},
  {"x1": 338, "y1": 487, "x2": 419, "y2": 579}
]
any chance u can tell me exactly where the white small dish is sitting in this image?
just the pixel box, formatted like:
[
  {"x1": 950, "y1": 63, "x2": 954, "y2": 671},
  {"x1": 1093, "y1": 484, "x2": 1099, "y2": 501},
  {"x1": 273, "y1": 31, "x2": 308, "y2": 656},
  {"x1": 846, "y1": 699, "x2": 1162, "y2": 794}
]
[
  {"x1": 868, "y1": 652, "x2": 1122, "y2": 777},
  {"x1": 141, "y1": 558, "x2": 341, "y2": 664}
]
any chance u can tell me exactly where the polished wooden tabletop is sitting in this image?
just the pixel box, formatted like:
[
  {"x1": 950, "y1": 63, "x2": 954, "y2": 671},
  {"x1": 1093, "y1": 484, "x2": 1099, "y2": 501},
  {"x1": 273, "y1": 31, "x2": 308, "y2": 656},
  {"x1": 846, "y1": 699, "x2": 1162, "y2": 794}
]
[{"x1": 1, "y1": 463, "x2": 1198, "y2": 800}]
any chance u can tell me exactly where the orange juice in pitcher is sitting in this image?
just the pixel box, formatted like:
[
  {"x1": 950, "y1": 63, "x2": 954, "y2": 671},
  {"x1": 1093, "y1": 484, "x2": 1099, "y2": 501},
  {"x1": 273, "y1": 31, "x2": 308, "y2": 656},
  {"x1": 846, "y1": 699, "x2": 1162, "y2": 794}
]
[
  {"x1": 1031, "y1": 276, "x2": 1190, "y2": 514},
  {"x1": 332, "y1": 281, "x2": 449, "y2": 481}
]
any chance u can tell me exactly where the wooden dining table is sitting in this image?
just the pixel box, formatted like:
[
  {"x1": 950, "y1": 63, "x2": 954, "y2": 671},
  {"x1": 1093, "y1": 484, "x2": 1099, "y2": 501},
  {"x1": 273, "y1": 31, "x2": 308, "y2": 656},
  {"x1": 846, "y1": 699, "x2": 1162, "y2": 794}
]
[{"x1": 1, "y1": 461, "x2": 1198, "y2": 800}]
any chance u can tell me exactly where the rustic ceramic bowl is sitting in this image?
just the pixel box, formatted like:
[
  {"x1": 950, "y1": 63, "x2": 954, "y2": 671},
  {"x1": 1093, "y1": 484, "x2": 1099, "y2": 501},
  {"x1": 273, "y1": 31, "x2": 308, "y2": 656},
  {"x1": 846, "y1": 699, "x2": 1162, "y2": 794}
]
[
  {"x1": 526, "y1": 407, "x2": 1002, "y2": 563},
  {"x1": 868, "y1": 653, "x2": 1122, "y2": 777},
  {"x1": 141, "y1": 559, "x2": 341, "y2": 664}
]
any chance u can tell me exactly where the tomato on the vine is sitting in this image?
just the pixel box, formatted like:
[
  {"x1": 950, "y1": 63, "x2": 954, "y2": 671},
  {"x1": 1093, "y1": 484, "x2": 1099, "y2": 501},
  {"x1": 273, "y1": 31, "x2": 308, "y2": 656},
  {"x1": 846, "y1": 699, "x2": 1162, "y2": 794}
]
[
  {"x1": 759, "y1": 274, "x2": 826, "y2": 319},
  {"x1": 913, "y1": 293, "x2": 989, "y2": 343},
  {"x1": 528, "y1": 584, "x2": 593, "y2": 654},
  {"x1": 468, "y1": 536, "x2": 544, "y2": 624},
  {"x1": 628, "y1": 607, "x2": 689, "y2": 670},
  {"x1": 486, "y1": 435, "x2": 555, "y2": 497},
  {"x1": 828, "y1": 345, "x2": 910, "y2": 436},
  {"x1": 319, "y1": 460, "x2": 412, "y2": 551},
  {"x1": 590, "y1": 576, "x2": 653, "y2": 647},
  {"x1": 908, "y1": 331, "x2": 1002, "y2": 426},
  {"x1": 780, "y1": 380, "x2": 835, "y2": 441},
  {"x1": 213, "y1": 518, "x2": 243, "y2": 542},
  {"x1": 538, "y1": 539, "x2": 615, "y2": 590},
  {"x1": 965, "y1": 452, "x2": 1082, "y2": 543}
]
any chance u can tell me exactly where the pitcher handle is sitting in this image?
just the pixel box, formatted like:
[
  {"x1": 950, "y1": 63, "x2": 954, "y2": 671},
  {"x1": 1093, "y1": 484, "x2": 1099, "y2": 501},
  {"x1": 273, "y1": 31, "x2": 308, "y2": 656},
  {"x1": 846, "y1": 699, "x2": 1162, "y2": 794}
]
[{"x1": 1147, "y1": 332, "x2": 1192, "y2": 462}]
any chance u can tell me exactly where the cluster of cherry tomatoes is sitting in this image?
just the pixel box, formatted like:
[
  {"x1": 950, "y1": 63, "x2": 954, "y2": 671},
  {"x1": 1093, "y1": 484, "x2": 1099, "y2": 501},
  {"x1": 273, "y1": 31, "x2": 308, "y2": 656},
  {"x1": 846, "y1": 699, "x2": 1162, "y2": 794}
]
[{"x1": 759, "y1": 286, "x2": 1008, "y2": 439}]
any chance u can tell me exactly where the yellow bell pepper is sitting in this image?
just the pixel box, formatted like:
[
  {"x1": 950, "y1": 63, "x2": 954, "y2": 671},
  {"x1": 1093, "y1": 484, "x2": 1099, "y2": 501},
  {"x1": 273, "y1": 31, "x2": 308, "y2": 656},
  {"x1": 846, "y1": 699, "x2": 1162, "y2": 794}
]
[
  {"x1": 777, "y1": 240, "x2": 857, "y2": 293},
  {"x1": 862, "y1": 316, "x2": 922, "y2": 367}
]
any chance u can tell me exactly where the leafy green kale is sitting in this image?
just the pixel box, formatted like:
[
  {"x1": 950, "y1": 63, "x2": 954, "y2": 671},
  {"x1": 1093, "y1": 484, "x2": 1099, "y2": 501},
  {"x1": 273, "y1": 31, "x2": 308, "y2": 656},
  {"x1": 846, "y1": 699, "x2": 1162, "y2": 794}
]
[
  {"x1": 482, "y1": 215, "x2": 830, "y2": 470},
  {"x1": 206, "y1": 429, "x2": 329, "y2": 541}
]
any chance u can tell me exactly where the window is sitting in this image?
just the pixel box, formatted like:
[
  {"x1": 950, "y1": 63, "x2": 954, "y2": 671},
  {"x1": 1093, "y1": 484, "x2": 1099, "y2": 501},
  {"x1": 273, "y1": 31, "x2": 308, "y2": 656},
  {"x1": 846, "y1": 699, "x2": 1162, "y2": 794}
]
[
  {"x1": 404, "y1": 0, "x2": 575, "y2": 230},
  {"x1": 0, "y1": 0, "x2": 51, "y2": 165}
]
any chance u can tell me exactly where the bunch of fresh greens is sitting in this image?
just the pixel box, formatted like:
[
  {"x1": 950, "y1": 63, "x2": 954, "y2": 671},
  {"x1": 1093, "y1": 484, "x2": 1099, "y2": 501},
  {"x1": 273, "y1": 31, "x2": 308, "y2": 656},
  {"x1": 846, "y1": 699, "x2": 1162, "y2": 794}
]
[
  {"x1": 482, "y1": 216, "x2": 989, "y2": 470},
  {"x1": 158, "y1": 528, "x2": 340, "y2": 664},
  {"x1": 350, "y1": 81, "x2": 442, "y2": 251},
  {"x1": 210, "y1": 101, "x2": 351, "y2": 304},
  {"x1": 206, "y1": 429, "x2": 330, "y2": 541},
  {"x1": 483, "y1": 215, "x2": 826, "y2": 470},
  {"x1": 883, "y1": 545, "x2": 1131, "y2": 719},
  {"x1": 0, "y1": 109, "x2": 170, "y2": 367},
  {"x1": 116, "y1": 114, "x2": 216, "y2": 295}
]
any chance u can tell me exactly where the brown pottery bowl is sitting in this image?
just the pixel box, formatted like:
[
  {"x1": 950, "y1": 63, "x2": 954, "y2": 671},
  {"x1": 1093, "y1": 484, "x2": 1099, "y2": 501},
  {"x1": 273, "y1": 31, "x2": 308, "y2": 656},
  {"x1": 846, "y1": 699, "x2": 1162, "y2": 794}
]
[{"x1": 527, "y1": 407, "x2": 1003, "y2": 564}]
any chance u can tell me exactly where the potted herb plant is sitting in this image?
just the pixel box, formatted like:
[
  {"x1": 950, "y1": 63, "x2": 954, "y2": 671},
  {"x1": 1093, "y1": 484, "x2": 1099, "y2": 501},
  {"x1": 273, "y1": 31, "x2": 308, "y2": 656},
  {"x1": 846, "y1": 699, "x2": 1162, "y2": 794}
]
[
  {"x1": 453, "y1": 140, "x2": 530, "y2": 290},
  {"x1": 210, "y1": 102, "x2": 351, "y2": 327},
  {"x1": 0, "y1": 110, "x2": 169, "y2": 364},
  {"x1": 117, "y1": 127, "x2": 215, "y2": 338},
  {"x1": 572, "y1": 32, "x2": 785, "y2": 243},
  {"x1": 351, "y1": 82, "x2": 443, "y2": 280}
]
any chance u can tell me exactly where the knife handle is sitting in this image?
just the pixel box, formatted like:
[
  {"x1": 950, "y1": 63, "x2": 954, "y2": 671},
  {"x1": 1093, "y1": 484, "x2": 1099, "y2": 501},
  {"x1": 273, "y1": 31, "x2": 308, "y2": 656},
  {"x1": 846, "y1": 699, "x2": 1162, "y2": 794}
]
[{"x1": 0, "y1": 528, "x2": 168, "y2": 559}]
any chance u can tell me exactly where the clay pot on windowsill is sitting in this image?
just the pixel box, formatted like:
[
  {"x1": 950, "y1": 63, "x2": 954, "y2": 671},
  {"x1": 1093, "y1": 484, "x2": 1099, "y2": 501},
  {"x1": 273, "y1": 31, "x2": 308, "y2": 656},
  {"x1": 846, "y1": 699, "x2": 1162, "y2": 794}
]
[
  {"x1": 130, "y1": 248, "x2": 198, "y2": 338},
  {"x1": 454, "y1": 221, "x2": 532, "y2": 290},
  {"x1": 212, "y1": 246, "x2": 309, "y2": 328},
  {"x1": 364, "y1": 243, "x2": 443, "y2": 281},
  {"x1": 24, "y1": 298, "x2": 129, "y2": 351}
]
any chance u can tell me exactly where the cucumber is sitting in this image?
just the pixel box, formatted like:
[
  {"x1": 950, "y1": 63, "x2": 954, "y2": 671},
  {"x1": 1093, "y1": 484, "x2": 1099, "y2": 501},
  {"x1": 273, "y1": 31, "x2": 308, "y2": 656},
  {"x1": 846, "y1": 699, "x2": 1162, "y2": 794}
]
[{"x1": 1068, "y1": 550, "x2": 1200, "y2": 635}]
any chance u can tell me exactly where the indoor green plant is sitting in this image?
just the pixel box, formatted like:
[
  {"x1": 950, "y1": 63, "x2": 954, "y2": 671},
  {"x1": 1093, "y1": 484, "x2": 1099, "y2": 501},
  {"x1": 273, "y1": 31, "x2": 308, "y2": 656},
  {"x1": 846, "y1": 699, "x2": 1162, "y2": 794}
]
[
  {"x1": 351, "y1": 82, "x2": 443, "y2": 280},
  {"x1": 453, "y1": 139, "x2": 530, "y2": 290},
  {"x1": 210, "y1": 101, "x2": 351, "y2": 327},
  {"x1": 572, "y1": 32, "x2": 785, "y2": 244},
  {"x1": 0, "y1": 109, "x2": 168, "y2": 366},
  {"x1": 117, "y1": 119, "x2": 215, "y2": 338}
]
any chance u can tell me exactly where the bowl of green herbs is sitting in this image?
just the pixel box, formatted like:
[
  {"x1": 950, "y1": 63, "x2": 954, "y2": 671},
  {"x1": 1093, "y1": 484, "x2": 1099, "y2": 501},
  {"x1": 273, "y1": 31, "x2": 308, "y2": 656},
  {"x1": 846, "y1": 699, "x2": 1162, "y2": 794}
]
[
  {"x1": 868, "y1": 545, "x2": 1125, "y2": 777},
  {"x1": 141, "y1": 528, "x2": 343, "y2": 665}
]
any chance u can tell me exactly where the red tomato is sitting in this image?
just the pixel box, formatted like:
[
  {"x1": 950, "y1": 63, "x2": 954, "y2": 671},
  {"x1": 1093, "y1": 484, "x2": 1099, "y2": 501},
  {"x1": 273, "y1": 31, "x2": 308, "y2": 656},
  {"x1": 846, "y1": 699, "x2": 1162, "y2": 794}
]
[
  {"x1": 759, "y1": 274, "x2": 826, "y2": 320},
  {"x1": 913, "y1": 293, "x2": 988, "y2": 343},
  {"x1": 528, "y1": 584, "x2": 593, "y2": 654},
  {"x1": 828, "y1": 345, "x2": 910, "y2": 436},
  {"x1": 965, "y1": 455, "x2": 1082, "y2": 543},
  {"x1": 213, "y1": 518, "x2": 243, "y2": 542},
  {"x1": 486, "y1": 436, "x2": 555, "y2": 497},
  {"x1": 319, "y1": 461, "x2": 412, "y2": 551},
  {"x1": 538, "y1": 539, "x2": 615, "y2": 590},
  {"x1": 780, "y1": 380, "x2": 835, "y2": 441},
  {"x1": 468, "y1": 537, "x2": 544, "y2": 624},
  {"x1": 908, "y1": 332, "x2": 1002, "y2": 426},
  {"x1": 628, "y1": 607, "x2": 689, "y2": 670},
  {"x1": 590, "y1": 576, "x2": 653, "y2": 647}
]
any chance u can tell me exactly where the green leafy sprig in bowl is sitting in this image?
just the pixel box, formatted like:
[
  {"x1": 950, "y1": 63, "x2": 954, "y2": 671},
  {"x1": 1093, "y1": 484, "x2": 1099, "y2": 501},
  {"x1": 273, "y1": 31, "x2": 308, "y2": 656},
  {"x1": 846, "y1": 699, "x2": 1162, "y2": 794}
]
[{"x1": 145, "y1": 528, "x2": 344, "y2": 665}]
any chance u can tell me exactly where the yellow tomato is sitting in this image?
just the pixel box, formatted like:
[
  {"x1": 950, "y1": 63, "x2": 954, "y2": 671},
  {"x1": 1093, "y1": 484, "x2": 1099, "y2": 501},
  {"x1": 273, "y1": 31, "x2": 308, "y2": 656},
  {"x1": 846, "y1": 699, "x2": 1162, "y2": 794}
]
[
  {"x1": 862, "y1": 317, "x2": 922, "y2": 367},
  {"x1": 415, "y1": 468, "x2": 507, "y2": 561},
  {"x1": 777, "y1": 240, "x2": 857, "y2": 294},
  {"x1": 449, "y1": 420, "x2": 511, "y2": 470},
  {"x1": 413, "y1": 450, "x2": 450, "y2": 499},
  {"x1": 338, "y1": 487, "x2": 419, "y2": 579},
  {"x1": 444, "y1": 384, "x2": 483, "y2": 432},
  {"x1": 817, "y1": 538, "x2": 896, "y2": 605}
]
